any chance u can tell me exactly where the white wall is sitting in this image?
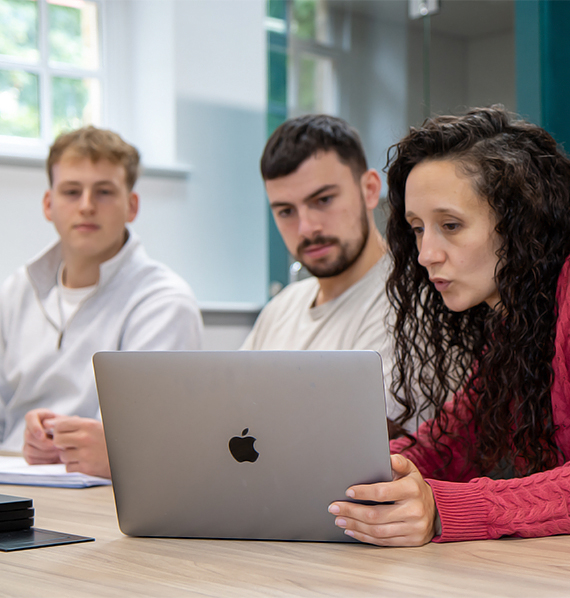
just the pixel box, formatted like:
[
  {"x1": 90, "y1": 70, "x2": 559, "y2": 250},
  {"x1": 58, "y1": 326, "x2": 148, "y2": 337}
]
[
  {"x1": 105, "y1": 0, "x2": 177, "y2": 167},
  {"x1": 0, "y1": 163, "x2": 57, "y2": 282},
  {"x1": 173, "y1": 0, "x2": 268, "y2": 306},
  {"x1": 130, "y1": 0, "x2": 177, "y2": 167},
  {"x1": 174, "y1": 0, "x2": 266, "y2": 112}
]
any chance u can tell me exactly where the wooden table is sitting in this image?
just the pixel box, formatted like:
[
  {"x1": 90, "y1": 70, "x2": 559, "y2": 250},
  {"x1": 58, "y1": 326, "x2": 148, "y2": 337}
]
[{"x1": 1, "y1": 483, "x2": 570, "y2": 597}]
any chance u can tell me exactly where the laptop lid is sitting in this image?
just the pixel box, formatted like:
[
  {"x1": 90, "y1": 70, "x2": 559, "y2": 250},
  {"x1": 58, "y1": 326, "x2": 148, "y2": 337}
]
[{"x1": 93, "y1": 350, "x2": 392, "y2": 542}]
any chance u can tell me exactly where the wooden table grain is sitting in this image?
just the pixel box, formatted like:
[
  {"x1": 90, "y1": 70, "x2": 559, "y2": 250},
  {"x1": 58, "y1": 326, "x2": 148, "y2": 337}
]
[{"x1": 1, "y1": 483, "x2": 570, "y2": 597}]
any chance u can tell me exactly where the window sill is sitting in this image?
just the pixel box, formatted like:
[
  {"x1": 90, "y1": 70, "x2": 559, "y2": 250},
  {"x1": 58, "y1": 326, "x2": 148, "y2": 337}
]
[
  {"x1": 0, "y1": 153, "x2": 192, "y2": 180},
  {"x1": 0, "y1": 153, "x2": 46, "y2": 169},
  {"x1": 141, "y1": 164, "x2": 192, "y2": 179},
  {"x1": 199, "y1": 301, "x2": 263, "y2": 315}
]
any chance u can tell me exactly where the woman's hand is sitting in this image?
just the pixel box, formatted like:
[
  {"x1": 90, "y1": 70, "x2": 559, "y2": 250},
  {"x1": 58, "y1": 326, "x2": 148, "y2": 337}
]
[{"x1": 328, "y1": 454, "x2": 437, "y2": 547}]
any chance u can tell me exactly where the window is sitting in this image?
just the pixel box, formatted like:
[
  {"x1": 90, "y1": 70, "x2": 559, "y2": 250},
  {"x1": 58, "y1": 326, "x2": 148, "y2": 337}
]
[
  {"x1": 288, "y1": 0, "x2": 338, "y2": 116},
  {"x1": 291, "y1": 0, "x2": 330, "y2": 45},
  {"x1": 265, "y1": 0, "x2": 344, "y2": 293},
  {"x1": 266, "y1": 0, "x2": 288, "y2": 136},
  {"x1": 0, "y1": 0, "x2": 102, "y2": 154}
]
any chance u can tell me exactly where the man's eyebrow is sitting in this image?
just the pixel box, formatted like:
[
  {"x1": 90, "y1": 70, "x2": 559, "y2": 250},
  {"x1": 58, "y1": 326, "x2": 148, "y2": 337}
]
[
  {"x1": 57, "y1": 180, "x2": 82, "y2": 186},
  {"x1": 269, "y1": 184, "x2": 339, "y2": 209},
  {"x1": 304, "y1": 184, "x2": 338, "y2": 201},
  {"x1": 93, "y1": 180, "x2": 119, "y2": 186},
  {"x1": 269, "y1": 201, "x2": 292, "y2": 209},
  {"x1": 57, "y1": 179, "x2": 118, "y2": 186}
]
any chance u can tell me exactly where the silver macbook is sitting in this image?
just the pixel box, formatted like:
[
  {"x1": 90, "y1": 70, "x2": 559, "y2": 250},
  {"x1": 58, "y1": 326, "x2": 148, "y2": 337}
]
[{"x1": 93, "y1": 350, "x2": 392, "y2": 542}]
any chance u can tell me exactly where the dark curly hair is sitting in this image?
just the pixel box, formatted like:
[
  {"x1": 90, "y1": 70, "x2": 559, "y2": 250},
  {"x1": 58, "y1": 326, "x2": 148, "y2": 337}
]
[{"x1": 385, "y1": 106, "x2": 570, "y2": 477}]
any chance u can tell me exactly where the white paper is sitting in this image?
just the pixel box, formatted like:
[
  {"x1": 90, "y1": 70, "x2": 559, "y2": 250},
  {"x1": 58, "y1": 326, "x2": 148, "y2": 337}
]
[{"x1": 0, "y1": 456, "x2": 111, "y2": 488}]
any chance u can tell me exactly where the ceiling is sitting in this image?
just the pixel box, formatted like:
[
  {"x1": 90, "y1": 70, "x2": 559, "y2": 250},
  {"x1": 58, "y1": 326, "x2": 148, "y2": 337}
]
[{"x1": 333, "y1": 0, "x2": 514, "y2": 39}]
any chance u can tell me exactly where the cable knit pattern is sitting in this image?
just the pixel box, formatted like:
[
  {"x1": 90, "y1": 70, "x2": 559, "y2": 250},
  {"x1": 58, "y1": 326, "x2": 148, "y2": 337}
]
[
  {"x1": 390, "y1": 258, "x2": 570, "y2": 542},
  {"x1": 552, "y1": 258, "x2": 570, "y2": 461}
]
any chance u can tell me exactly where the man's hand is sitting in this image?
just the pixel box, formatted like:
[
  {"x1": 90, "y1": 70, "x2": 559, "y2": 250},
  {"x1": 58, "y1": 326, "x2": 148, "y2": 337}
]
[
  {"x1": 45, "y1": 416, "x2": 111, "y2": 479},
  {"x1": 24, "y1": 410, "x2": 111, "y2": 479},
  {"x1": 328, "y1": 454, "x2": 437, "y2": 547},
  {"x1": 23, "y1": 408, "x2": 62, "y2": 465}
]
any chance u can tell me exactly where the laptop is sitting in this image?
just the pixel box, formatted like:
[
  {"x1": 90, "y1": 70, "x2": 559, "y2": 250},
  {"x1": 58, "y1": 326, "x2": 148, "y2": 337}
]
[{"x1": 93, "y1": 350, "x2": 392, "y2": 542}]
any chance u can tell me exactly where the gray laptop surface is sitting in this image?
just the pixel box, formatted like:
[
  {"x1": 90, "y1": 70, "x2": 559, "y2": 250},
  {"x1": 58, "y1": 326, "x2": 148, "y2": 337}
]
[{"x1": 93, "y1": 350, "x2": 392, "y2": 542}]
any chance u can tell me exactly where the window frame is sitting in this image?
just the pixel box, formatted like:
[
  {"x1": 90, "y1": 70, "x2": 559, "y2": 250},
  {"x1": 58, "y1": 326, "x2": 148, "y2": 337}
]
[
  {"x1": 288, "y1": 37, "x2": 339, "y2": 117},
  {"x1": 0, "y1": 0, "x2": 106, "y2": 158},
  {"x1": 287, "y1": 1, "x2": 340, "y2": 118}
]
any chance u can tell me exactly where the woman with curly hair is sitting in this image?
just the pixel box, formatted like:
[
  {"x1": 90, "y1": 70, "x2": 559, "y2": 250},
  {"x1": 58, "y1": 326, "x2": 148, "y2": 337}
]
[{"x1": 328, "y1": 106, "x2": 570, "y2": 546}]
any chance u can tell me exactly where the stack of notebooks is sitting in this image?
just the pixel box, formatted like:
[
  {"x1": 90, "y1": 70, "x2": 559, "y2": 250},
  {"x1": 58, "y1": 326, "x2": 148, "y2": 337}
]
[
  {"x1": 0, "y1": 494, "x2": 34, "y2": 533},
  {"x1": 0, "y1": 493, "x2": 94, "y2": 551}
]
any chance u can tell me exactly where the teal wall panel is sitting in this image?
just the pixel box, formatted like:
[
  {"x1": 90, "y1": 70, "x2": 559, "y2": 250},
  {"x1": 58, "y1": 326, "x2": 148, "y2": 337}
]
[
  {"x1": 266, "y1": 0, "x2": 290, "y2": 293},
  {"x1": 540, "y1": 1, "x2": 570, "y2": 149},
  {"x1": 516, "y1": 0, "x2": 570, "y2": 150},
  {"x1": 515, "y1": 0, "x2": 541, "y2": 124}
]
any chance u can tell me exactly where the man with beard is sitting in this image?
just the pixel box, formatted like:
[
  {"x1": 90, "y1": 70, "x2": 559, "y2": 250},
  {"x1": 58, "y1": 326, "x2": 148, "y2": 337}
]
[{"x1": 242, "y1": 115, "x2": 400, "y2": 430}]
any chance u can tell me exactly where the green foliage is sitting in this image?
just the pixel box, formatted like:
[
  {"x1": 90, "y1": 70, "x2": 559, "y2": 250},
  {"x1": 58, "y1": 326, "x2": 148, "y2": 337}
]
[
  {"x1": 52, "y1": 76, "x2": 90, "y2": 136},
  {"x1": 298, "y1": 56, "x2": 316, "y2": 112},
  {"x1": 49, "y1": 3, "x2": 84, "y2": 66},
  {"x1": 0, "y1": 69, "x2": 40, "y2": 137},
  {"x1": 0, "y1": 0, "x2": 38, "y2": 61},
  {"x1": 292, "y1": 0, "x2": 316, "y2": 40},
  {"x1": 1, "y1": 1, "x2": 100, "y2": 139}
]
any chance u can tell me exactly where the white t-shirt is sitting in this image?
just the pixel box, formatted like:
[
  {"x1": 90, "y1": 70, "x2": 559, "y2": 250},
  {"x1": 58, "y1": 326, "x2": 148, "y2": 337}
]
[
  {"x1": 44, "y1": 265, "x2": 97, "y2": 327},
  {"x1": 241, "y1": 254, "x2": 402, "y2": 422}
]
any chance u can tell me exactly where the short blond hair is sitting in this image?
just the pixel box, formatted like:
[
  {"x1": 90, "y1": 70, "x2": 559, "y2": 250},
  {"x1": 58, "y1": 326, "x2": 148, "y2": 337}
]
[{"x1": 47, "y1": 126, "x2": 140, "y2": 191}]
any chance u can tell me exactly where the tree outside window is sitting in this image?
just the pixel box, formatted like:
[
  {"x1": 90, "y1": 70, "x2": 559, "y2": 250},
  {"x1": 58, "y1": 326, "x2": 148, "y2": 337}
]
[
  {"x1": 0, "y1": 0, "x2": 102, "y2": 148},
  {"x1": 289, "y1": 0, "x2": 338, "y2": 117}
]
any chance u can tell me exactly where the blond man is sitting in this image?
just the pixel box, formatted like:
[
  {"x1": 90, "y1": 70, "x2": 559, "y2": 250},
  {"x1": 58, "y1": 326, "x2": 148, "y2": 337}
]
[{"x1": 0, "y1": 126, "x2": 203, "y2": 477}]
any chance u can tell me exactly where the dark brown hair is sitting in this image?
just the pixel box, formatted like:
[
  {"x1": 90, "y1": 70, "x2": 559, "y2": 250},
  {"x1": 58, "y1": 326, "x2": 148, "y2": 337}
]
[
  {"x1": 386, "y1": 106, "x2": 570, "y2": 477},
  {"x1": 260, "y1": 114, "x2": 368, "y2": 181}
]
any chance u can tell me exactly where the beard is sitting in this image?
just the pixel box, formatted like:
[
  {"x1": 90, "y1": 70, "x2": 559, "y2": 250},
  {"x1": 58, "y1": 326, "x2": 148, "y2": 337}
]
[{"x1": 295, "y1": 201, "x2": 370, "y2": 278}]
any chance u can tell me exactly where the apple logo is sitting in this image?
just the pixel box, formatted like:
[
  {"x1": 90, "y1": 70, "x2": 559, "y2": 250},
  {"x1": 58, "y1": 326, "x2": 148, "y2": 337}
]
[{"x1": 229, "y1": 428, "x2": 259, "y2": 463}]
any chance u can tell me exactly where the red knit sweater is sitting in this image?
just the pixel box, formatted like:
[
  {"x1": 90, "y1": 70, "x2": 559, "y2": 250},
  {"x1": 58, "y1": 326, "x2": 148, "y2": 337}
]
[{"x1": 390, "y1": 258, "x2": 570, "y2": 542}]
